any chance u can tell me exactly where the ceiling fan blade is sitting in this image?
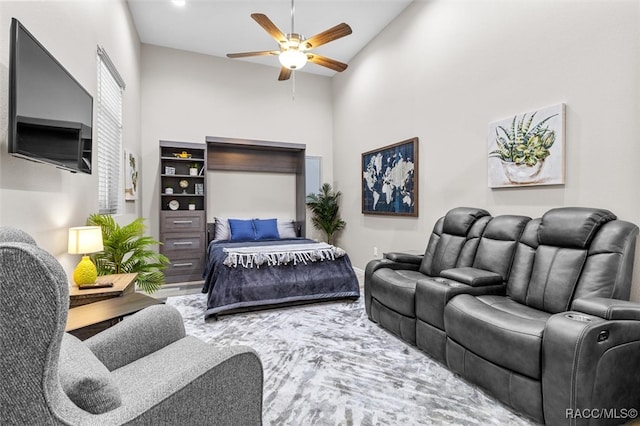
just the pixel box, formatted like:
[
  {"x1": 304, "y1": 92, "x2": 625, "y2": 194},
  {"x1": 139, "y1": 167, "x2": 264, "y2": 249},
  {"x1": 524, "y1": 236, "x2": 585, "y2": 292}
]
[
  {"x1": 227, "y1": 50, "x2": 280, "y2": 58},
  {"x1": 251, "y1": 13, "x2": 287, "y2": 44},
  {"x1": 303, "y1": 23, "x2": 352, "y2": 49},
  {"x1": 307, "y1": 54, "x2": 348, "y2": 72},
  {"x1": 278, "y1": 67, "x2": 292, "y2": 81}
]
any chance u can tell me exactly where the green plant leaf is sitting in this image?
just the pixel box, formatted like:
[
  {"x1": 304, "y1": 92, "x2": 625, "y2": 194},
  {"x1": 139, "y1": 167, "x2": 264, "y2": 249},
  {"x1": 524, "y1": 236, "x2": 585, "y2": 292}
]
[
  {"x1": 306, "y1": 183, "x2": 346, "y2": 245},
  {"x1": 87, "y1": 214, "x2": 168, "y2": 294}
]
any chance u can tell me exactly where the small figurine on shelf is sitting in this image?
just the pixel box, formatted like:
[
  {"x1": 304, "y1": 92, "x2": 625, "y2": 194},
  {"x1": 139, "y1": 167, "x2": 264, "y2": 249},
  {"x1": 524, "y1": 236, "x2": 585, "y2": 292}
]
[
  {"x1": 173, "y1": 151, "x2": 192, "y2": 159},
  {"x1": 189, "y1": 164, "x2": 199, "y2": 176}
]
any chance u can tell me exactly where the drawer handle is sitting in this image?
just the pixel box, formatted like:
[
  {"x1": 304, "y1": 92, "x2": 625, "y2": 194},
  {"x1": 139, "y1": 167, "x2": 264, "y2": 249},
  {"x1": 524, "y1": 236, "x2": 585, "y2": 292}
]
[
  {"x1": 173, "y1": 220, "x2": 193, "y2": 224},
  {"x1": 173, "y1": 262, "x2": 194, "y2": 267},
  {"x1": 173, "y1": 241, "x2": 194, "y2": 246}
]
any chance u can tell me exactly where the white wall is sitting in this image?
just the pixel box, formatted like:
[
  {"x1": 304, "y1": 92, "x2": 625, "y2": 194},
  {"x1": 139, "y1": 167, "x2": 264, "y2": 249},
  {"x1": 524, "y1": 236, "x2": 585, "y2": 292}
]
[
  {"x1": 332, "y1": 0, "x2": 640, "y2": 300},
  {"x1": 207, "y1": 170, "x2": 296, "y2": 221},
  {"x1": 0, "y1": 1, "x2": 141, "y2": 275},
  {"x1": 140, "y1": 44, "x2": 334, "y2": 242}
]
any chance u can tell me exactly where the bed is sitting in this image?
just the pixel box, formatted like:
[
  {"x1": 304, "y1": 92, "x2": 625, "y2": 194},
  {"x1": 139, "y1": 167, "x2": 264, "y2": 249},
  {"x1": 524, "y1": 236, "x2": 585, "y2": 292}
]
[{"x1": 201, "y1": 218, "x2": 360, "y2": 319}]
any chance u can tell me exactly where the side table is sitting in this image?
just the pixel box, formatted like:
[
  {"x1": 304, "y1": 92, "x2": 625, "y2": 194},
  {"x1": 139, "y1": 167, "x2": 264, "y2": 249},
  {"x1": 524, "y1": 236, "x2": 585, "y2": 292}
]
[
  {"x1": 66, "y1": 273, "x2": 163, "y2": 340},
  {"x1": 69, "y1": 273, "x2": 137, "y2": 308}
]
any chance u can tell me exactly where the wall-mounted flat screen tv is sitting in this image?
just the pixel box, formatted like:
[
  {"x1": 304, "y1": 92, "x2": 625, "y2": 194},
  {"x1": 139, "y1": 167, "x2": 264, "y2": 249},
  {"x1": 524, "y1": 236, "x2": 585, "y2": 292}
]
[{"x1": 9, "y1": 18, "x2": 93, "y2": 174}]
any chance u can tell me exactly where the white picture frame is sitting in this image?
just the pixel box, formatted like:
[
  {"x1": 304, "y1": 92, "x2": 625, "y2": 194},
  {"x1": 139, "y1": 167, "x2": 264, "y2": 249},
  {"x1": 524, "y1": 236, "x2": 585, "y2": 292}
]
[{"x1": 488, "y1": 103, "x2": 565, "y2": 188}]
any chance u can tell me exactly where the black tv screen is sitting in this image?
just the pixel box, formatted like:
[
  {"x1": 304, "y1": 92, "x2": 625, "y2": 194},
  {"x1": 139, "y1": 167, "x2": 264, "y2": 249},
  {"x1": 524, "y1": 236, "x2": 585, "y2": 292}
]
[{"x1": 9, "y1": 18, "x2": 93, "y2": 174}]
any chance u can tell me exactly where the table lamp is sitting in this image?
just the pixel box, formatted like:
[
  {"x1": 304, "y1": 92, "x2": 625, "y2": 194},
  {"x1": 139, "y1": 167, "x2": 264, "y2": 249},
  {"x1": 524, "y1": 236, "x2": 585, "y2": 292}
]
[{"x1": 68, "y1": 226, "x2": 104, "y2": 287}]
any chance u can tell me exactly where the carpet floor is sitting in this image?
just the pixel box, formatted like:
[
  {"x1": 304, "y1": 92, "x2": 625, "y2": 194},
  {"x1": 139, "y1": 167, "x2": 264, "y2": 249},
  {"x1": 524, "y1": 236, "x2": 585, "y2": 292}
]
[{"x1": 166, "y1": 294, "x2": 537, "y2": 425}]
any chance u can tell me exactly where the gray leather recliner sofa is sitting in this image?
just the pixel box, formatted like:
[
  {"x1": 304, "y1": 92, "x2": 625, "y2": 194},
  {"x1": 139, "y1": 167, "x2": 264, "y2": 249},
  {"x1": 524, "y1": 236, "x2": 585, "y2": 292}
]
[{"x1": 365, "y1": 207, "x2": 640, "y2": 425}]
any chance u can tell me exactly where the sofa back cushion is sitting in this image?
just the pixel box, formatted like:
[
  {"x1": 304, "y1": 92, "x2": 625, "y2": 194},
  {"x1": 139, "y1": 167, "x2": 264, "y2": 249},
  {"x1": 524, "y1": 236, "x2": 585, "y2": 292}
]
[
  {"x1": 420, "y1": 207, "x2": 490, "y2": 276},
  {"x1": 538, "y1": 207, "x2": 616, "y2": 249},
  {"x1": 573, "y1": 219, "x2": 639, "y2": 300},
  {"x1": 472, "y1": 215, "x2": 530, "y2": 280},
  {"x1": 526, "y1": 246, "x2": 587, "y2": 312},
  {"x1": 507, "y1": 207, "x2": 637, "y2": 313},
  {"x1": 507, "y1": 219, "x2": 541, "y2": 303}
]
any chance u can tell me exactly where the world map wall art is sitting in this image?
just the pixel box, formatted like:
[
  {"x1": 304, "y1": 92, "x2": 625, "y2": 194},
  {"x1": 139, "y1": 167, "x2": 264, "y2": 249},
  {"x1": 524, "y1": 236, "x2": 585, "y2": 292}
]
[
  {"x1": 362, "y1": 137, "x2": 418, "y2": 216},
  {"x1": 488, "y1": 103, "x2": 565, "y2": 188}
]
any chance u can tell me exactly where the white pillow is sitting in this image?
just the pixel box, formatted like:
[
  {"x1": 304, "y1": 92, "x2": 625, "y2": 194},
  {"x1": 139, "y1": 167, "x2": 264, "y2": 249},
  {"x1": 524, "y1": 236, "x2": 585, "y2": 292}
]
[
  {"x1": 213, "y1": 217, "x2": 230, "y2": 241},
  {"x1": 277, "y1": 220, "x2": 297, "y2": 239}
]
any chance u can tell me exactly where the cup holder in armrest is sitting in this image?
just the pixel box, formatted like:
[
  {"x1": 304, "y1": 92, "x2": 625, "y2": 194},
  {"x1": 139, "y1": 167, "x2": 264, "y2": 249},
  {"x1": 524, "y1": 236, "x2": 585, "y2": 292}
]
[{"x1": 565, "y1": 313, "x2": 592, "y2": 322}]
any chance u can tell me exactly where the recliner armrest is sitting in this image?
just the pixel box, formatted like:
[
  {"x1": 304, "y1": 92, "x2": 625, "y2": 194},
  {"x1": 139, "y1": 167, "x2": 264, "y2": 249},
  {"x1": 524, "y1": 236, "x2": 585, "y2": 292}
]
[
  {"x1": 572, "y1": 296, "x2": 640, "y2": 320},
  {"x1": 440, "y1": 267, "x2": 503, "y2": 287},
  {"x1": 384, "y1": 252, "x2": 423, "y2": 265}
]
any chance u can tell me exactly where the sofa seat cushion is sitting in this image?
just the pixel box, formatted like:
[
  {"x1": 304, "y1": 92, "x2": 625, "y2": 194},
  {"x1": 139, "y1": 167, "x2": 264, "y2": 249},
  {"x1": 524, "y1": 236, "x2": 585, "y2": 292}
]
[
  {"x1": 444, "y1": 294, "x2": 551, "y2": 379},
  {"x1": 370, "y1": 269, "x2": 425, "y2": 317}
]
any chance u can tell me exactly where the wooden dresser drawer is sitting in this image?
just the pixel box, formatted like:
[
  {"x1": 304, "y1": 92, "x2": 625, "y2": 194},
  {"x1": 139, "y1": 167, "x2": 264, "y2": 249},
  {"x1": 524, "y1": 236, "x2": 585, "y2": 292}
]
[
  {"x1": 160, "y1": 211, "x2": 205, "y2": 232},
  {"x1": 161, "y1": 233, "x2": 205, "y2": 253},
  {"x1": 164, "y1": 256, "x2": 205, "y2": 278}
]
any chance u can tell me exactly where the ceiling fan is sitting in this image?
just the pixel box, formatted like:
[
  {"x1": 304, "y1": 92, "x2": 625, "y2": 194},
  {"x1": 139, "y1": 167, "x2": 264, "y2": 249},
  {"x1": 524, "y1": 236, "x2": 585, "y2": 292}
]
[{"x1": 226, "y1": 0, "x2": 352, "y2": 81}]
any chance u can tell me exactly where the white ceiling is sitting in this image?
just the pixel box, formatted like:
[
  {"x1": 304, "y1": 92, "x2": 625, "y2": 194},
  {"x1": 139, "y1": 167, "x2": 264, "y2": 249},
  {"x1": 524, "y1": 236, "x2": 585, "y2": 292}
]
[{"x1": 126, "y1": 0, "x2": 413, "y2": 77}]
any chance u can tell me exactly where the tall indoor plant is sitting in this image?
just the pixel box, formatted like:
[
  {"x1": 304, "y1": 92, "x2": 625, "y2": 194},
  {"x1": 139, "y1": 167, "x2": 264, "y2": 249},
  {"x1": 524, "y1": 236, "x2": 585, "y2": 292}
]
[
  {"x1": 87, "y1": 214, "x2": 170, "y2": 293},
  {"x1": 306, "y1": 183, "x2": 346, "y2": 245}
]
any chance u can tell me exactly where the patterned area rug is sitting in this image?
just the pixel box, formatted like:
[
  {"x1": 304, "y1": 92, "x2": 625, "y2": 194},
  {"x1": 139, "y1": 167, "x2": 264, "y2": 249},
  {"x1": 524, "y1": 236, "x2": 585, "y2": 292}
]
[{"x1": 166, "y1": 294, "x2": 536, "y2": 425}]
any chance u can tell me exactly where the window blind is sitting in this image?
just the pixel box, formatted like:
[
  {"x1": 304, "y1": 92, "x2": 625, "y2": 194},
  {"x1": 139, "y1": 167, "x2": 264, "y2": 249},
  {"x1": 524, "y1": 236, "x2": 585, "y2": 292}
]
[{"x1": 96, "y1": 47, "x2": 124, "y2": 214}]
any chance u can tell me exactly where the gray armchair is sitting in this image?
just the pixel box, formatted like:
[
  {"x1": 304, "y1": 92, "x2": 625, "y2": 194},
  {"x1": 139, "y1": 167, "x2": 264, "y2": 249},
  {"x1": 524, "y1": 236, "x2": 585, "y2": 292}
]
[{"x1": 0, "y1": 227, "x2": 263, "y2": 425}]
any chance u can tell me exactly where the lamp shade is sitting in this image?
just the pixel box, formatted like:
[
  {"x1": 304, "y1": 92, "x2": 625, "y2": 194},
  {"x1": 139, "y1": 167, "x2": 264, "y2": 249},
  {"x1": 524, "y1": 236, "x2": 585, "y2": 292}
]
[
  {"x1": 68, "y1": 226, "x2": 104, "y2": 255},
  {"x1": 279, "y1": 49, "x2": 307, "y2": 70}
]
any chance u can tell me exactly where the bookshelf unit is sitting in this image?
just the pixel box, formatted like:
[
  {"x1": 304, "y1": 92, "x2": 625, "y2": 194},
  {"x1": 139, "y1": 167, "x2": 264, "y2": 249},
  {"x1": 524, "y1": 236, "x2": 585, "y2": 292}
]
[{"x1": 159, "y1": 140, "x2": 206, "y2": 284}]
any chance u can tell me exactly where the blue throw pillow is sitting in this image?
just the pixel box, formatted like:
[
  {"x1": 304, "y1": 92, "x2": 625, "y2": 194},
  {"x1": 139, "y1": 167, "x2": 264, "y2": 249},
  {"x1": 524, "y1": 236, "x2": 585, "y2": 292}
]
[
  {"x1": 228, "y1": 219, "x2": 255, "y2": 241},
  {"x1": 253, "y1": 218, "x2": 280, "y2": 240}
]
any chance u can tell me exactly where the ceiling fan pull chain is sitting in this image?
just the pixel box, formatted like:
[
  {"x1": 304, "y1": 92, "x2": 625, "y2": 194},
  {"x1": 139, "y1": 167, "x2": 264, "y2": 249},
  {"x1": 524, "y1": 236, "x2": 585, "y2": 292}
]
[{"x1": 292, "y1": 70, "x2": 296, "y2": 101}]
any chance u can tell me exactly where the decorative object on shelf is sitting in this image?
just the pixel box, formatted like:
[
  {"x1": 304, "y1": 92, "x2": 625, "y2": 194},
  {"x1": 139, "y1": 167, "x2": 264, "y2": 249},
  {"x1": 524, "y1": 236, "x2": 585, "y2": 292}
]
[
  {"x1": 68, "y1": 226, "x2": 104, "y2": 287},
  {"x1": 362, "y1": 137, "x2": 418, "y2": 217},
  {"x1": 165, "y1": 166, "x2": 176, "y2": 175},
  {"x1": 188, "y1": 201, "x2": 196, "y2": 211},
  {"x1": 189, "y1": 164, "x2": 199, "y2": 176},
  {"x1": 124, "y1": 149, "x2": 139, "y2": 201},
  {"x1": 195, "y1": 183, "x2": 204, "y2": 195},
  {"x1": 86, "y1": 214, "x2": 170, "y2": 293},
  {"x1": 488, "y1": 103, "x2": 565, "y2": 188},
  {"x1": 306, "y1": 183, "x2": 346, "y2": 245},
  {"x1": 173, "y1": 151, "x2": 192, "y2": 159},
  {"x1": 168, "y1": 199, "x2": 180, "y2": 210},
  {"x1": 165, "y1": 187, "x2": 173, "y2": 194},
  {"x1": 179, "y1": 179, "x2": 189, "y2": 193}
]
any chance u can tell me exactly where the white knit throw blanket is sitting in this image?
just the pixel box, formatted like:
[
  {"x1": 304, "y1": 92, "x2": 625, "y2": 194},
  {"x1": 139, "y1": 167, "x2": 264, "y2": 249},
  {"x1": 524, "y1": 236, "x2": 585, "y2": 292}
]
[{"x1": 223, "y1": 242, "x2": 346, "y2": 268}]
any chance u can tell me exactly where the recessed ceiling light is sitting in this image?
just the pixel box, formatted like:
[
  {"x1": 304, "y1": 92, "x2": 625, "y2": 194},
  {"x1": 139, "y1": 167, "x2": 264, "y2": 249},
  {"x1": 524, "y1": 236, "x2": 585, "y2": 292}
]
[{"x1": 172, "y1": 0, "x2": 186, "y2": 6}]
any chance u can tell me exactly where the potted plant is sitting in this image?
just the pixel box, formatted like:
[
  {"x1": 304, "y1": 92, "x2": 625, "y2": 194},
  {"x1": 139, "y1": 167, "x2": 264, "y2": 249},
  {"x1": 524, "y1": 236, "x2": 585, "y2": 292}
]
[
  {"x1": 87, "y1": 214, "x2": 170, "y2": 293},
  {"x1": 489, "y1": 111, "x2": 557, "y2": 184},
  {"x1": 189, "y1": 163, "x2": 199, "y2": 176},
  {"x1": 306, "y1": 183, "x2": 346, "y2": 245}
]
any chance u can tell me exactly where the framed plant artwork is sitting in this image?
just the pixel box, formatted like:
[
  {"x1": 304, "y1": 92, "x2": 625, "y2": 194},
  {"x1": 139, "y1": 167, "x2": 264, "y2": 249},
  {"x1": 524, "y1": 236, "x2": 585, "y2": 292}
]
[
  {"x1": 362, "y1": 137, "x2": 418, "y2": 216},
  {"x1": 124, "y1": 149, "x2": 139, "y2": 201},
  {"x1": 488, "y1": 103, "x2": 565, "y2": 188}
]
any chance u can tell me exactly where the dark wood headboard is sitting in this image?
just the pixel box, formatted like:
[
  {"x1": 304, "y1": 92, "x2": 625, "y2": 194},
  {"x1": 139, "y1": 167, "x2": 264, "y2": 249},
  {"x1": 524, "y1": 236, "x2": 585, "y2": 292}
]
[{"x1": 205, "y1": 136, "x2": 307, "y2": 237}]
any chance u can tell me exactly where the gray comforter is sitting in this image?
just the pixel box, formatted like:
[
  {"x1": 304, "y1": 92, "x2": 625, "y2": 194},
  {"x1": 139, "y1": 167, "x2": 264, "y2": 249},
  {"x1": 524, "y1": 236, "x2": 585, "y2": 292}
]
[{"x1": 202, "y1": 238, "x2": 360, "y2": 319}]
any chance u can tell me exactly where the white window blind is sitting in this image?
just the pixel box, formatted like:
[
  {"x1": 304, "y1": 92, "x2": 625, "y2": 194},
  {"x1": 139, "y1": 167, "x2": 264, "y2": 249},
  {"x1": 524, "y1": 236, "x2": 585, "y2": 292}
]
[{"x1": 97, "y1": 46, "x2": 125, "y2": 214}]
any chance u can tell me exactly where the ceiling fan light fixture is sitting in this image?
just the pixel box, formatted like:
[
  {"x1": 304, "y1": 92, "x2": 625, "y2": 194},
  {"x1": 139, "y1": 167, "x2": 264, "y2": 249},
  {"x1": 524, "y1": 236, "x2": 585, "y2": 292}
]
[{"x1": 279, "y1": 49, "x2": 307, "y2": 70}]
